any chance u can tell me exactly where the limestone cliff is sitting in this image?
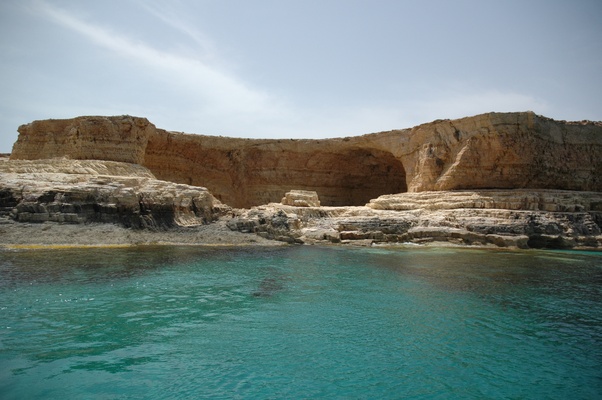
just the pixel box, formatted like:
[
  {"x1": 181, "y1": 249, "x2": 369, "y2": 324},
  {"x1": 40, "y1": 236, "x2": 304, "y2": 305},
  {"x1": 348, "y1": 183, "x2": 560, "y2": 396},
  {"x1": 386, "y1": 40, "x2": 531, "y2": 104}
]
[
  {"x1": 143, "y1": 112, "x2": 602, "y2": 207},
  {"x1": 392, "y1": 113, "x2": 602, "y2": 192},
  {"x1": 4, "y1": 112, "x2": 602, "y2": 249},
  {"x1": 144, "y1": 131, "x2": 406, "y2": 207},
  {"x1": 11, "y1": 116, "x2": 154, "y2": 165},
  {"x1": 9, "y1": 112, "x2": 602, "y2": 209}
]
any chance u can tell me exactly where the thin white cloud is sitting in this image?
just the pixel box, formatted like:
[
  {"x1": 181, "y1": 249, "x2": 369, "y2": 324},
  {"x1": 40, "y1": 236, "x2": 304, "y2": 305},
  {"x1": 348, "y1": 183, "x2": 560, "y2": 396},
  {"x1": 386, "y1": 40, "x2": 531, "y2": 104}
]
[
  {"x1": 33, "y1": 0, "x2": 286, "y2": 119},
  {"x1": 22, "y1": 1, "x2": 555, "y2": 142},
  {"x1": 133, "y1": 0, "x2": 218, "y2": 62}
]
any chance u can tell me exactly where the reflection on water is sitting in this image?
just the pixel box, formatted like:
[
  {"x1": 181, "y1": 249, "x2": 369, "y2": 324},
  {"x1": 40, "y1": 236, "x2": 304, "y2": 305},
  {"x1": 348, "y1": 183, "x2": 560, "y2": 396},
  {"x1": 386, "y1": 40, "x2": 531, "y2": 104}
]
[{"x1": 0, "y1": 245, "x2": 601, "y2": 399}]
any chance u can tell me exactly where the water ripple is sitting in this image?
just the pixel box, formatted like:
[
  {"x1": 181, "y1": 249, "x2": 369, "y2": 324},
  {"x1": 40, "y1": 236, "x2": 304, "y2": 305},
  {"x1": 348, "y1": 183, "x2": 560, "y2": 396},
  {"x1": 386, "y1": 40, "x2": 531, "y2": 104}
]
[{"x1": 1, "y1": 246, "x2": 601, "y2": 398}]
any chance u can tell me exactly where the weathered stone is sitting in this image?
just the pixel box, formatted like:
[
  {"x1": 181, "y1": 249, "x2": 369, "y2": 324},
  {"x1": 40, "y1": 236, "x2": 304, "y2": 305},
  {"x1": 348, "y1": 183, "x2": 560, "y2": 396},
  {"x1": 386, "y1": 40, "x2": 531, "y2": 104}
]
[
  {"x1": 485, "y1": 234, "x2": 530, "y2": 248},
  {"x1": 368, "y1": 190, "x2": 602, "y2": 212},
  {"x1": 11, "y1": 116, "x2": 155, "y2": 165},
  {"x1": 226, "y1": 192, "x2": 602, "y2": 249},
  {"x1": 340, "y1": 231, "x2": 370, "y2": 240},
  {"x1": 281, "y1": 190, "x2": 321, "y2": 207},
  {"x1": 0, "y1": 159, "x2": 228, "y2": 229},
  {"x1": 4, "y1": 112, "x2": 602, "y2": 249},
  {"x1": 10, "y1": 112, "x2": 602, "y2": 208},
  {"x1": 300, "y1": 227, "x2": 341, "y2": 243}
]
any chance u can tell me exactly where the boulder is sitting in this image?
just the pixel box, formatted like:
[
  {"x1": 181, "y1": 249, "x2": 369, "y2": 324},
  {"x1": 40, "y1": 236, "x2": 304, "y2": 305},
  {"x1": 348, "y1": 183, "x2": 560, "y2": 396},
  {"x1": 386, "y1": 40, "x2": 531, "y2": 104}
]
[{"x1": 281, "y1": 190, "x2": 321, "y2": 207}]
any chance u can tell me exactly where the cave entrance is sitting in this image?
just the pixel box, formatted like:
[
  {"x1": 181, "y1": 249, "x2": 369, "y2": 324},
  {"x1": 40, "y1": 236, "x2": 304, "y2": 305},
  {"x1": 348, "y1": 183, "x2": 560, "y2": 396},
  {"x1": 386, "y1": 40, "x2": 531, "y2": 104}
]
[
  {"x1": 144, "y1": 133, "x2": 407, "y2": 209},
  {"x1": 236, "y1": 147, "x2": 407, "y2": 208},
  {"x1": 310, "y1": 148, "x2": 407, "y2": 207}
]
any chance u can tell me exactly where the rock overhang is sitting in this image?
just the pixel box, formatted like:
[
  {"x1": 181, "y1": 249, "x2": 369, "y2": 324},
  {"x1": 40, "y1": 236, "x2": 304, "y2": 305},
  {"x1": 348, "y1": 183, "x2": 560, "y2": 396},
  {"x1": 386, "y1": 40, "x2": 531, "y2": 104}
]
[{"x1": 9, "y1": 111, "x2": 602, "y2": 208}]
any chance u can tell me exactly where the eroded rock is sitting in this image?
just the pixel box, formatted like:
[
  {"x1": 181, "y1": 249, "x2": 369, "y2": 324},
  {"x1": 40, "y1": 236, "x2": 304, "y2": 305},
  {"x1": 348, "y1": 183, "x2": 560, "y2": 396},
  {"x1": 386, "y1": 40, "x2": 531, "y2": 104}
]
[
  {"x1": 0, "y1": 159, "x2": 229, "y2": 229},
  {"x1": 226, "y1": 191, "x2": 602, "y2": 249},
  {"x1": 11, "y1": 116, "x2": 155, "y2": 165},
  {"x1": 281, "y1": 190, "x2": 321, "y2": 207},
  {"x1": 10, "y1": 112, "x2": 602, "y2": 208},
  {"x1": 4, "y1": 112, "x2": 602, "y2": 249}
]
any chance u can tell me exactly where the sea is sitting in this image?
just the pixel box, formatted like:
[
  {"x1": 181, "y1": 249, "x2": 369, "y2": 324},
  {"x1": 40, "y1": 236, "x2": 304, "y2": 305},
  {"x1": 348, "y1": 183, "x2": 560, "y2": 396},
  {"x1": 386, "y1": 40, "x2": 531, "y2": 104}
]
[{"x1": 0, "y1": 245, "x2": 601, "y2": 399}]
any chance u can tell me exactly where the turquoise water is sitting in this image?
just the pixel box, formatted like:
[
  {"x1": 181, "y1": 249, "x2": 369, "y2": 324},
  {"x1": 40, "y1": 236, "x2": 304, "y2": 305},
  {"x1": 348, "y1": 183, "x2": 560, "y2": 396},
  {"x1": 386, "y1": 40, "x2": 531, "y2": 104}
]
[{"x1": 0, "y1": 245, "x2": 601, "y2": 399}]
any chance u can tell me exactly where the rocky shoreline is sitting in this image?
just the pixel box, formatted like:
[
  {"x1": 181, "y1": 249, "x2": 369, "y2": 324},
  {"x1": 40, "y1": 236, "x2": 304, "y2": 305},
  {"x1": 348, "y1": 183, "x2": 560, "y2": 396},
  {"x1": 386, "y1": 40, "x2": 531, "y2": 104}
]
[
  {"x1": 1, "y1": 159, "x2": 600, "y2": 249},
  {"x1": 225, "y1": 193, "x2": 602, "y2": 249},
  {"x1": 0, "y1": 218, "x2": 282, "y2": 248},
  {"x1": 2, "y1": 111, "x2": 601, "y2": 250},
  {"x1": 1, "y1": 203, "x2": 600, "y2": 250}
]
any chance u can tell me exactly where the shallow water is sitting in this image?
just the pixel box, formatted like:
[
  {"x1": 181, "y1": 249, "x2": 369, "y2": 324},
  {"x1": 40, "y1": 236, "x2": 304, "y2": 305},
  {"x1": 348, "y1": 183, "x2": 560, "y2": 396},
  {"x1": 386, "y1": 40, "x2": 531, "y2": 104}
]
[{"x1": 1, "y1": 245, "x2": 601, "y2": 399}]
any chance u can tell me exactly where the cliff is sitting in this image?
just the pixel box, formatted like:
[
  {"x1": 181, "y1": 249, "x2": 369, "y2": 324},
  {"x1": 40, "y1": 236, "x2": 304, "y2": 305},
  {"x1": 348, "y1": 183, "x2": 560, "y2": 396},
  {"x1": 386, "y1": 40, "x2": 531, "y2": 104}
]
[
  {"x1": 4, "y1": 112, "x2": 602, "y2": 249},
  {"x1": 10, "y1": 112, "x2": 602, "y2": 208},
  {"x1": 11, "y1": 116, "x2": 154, "y2": 165}
]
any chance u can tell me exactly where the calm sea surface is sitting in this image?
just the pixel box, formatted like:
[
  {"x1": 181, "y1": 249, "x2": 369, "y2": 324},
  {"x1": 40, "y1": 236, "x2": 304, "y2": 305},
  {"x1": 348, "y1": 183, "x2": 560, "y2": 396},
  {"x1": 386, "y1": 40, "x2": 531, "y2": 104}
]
[{"x1": 0, "y1": 245, "x2": 601, "y2": 399}]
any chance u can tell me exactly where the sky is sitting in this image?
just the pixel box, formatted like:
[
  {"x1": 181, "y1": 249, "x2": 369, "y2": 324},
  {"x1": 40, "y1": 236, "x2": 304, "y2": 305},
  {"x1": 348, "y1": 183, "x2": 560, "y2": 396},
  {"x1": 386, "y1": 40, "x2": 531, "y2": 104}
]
[{"x1": 1, "y1": 0, "x2": 601, "y2": 153}]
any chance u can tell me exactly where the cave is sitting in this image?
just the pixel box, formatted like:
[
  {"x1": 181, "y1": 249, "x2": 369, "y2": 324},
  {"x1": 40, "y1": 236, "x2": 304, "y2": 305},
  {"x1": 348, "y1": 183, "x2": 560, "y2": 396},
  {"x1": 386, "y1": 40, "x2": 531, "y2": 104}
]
[
  {"x1": 235, "y1": 147, "x2": 408, "y2": 208},
  {"x1": 310, "y1": 148, "x2": 407, "y2": 207},
  {"x1": 144, "y1": 132, "x2": 408, "y2": 208}
]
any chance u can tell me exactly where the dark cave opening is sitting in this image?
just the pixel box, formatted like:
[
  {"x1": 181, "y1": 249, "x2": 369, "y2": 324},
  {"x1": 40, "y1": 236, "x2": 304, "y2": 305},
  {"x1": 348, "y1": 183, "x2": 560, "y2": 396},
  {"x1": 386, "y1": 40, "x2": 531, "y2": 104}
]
[{"x1": 317, "y1": 148, "x2": 407, "y2": 206}]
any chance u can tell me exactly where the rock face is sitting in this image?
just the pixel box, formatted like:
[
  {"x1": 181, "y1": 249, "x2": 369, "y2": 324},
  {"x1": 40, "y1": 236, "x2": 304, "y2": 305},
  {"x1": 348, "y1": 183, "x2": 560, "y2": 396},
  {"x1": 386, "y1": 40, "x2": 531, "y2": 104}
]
[
  {"x1": 0, "y1": 158, "x2": 155, "y2": 177},
  {"x1": 4, "y1": 111, "x2": 602, "y2": 249},
  {"x1": 10, "y1": 112, "x2": 602, "y2": 208},
  {"x1": 396, "y1": 113, "x2": 602, "y2": 193},
  {"x1": 11, "y1": 116, "x2": 154, "y2": 165},
  {"x1": 0, "y1": 159, "x2": 228, "y2": 229},
  {"x1": 143, "y1": 132, "x2": 406, "y2": 208},
  {"x1": 368, "y1": 190, "x2": 602, "y2": 212}
]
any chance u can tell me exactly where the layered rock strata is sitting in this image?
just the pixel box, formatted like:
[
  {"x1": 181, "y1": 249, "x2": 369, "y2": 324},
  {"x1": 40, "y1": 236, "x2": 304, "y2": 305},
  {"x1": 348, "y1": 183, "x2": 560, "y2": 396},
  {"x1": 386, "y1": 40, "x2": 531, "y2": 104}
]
[
  {"x1": 368, "y1": 190, "x2": 602, "y2": 212},
  {"x1": 10, "y1": 112, "x2": 602, "y2": 208},
  {"x1": 227, "y1": 190, "x2": 602, "y2": 249},
  {"x1": 143, "y1": 132, "x2": 406, "y2": 207},
  {"x1": 4, "y1": 112, "x2": 602, "y2": 249},
  {"x1": 0, "y1": 159, "x2": 228, "y2": 229},
  {"x1": 11, "y1": 116, "x2": 153, "y2": 164}
]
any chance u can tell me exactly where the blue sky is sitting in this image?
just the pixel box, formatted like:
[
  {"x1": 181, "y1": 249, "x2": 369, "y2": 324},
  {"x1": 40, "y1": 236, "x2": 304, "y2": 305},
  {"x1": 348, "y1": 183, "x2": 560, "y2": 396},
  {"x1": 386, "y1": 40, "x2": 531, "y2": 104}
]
[{"x1": 1, "y1": 0, "x2": 601, "y2": 153}]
